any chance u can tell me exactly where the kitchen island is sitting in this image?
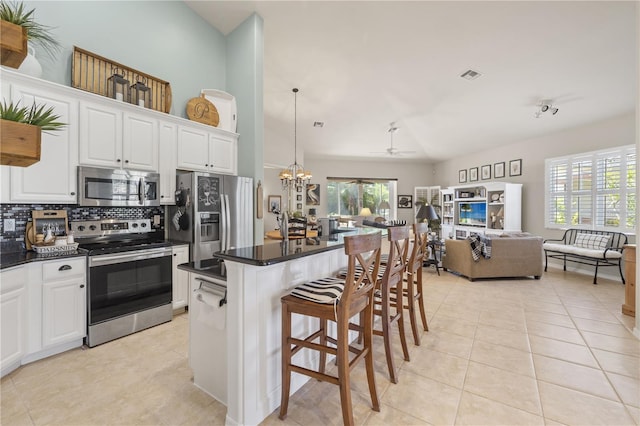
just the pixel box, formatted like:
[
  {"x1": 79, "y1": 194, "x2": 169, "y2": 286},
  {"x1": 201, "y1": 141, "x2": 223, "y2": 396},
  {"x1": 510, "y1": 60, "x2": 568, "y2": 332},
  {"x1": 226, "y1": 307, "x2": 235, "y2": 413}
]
[{"x1": 179, "y1": 229, "x2": 384, "y2": 426}]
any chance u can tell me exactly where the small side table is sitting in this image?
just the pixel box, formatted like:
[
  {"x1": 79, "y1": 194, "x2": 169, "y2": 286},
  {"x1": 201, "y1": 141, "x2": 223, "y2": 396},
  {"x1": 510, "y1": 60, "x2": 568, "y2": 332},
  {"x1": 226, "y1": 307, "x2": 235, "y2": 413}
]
[
  {"x1": 622, "y1": 244, "x2": 635, "y2": 317},
  {"x1": 423, "y1": 240, "x2": 443, "y2": 275}
]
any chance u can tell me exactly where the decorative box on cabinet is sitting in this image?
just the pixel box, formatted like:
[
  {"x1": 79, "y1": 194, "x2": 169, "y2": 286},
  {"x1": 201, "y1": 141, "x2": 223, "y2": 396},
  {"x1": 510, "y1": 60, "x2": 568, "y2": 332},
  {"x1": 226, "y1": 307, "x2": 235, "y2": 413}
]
[{"x1": 2, "y1": 77, "x2": 79, "y2": 204}]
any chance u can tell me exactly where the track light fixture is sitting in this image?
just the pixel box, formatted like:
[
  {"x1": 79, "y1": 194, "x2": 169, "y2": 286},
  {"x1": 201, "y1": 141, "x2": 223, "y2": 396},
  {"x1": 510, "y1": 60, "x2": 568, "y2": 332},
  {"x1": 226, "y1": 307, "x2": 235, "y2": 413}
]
[{"x1": 535, "y1": 100, "x2": 559, "y2": 118}]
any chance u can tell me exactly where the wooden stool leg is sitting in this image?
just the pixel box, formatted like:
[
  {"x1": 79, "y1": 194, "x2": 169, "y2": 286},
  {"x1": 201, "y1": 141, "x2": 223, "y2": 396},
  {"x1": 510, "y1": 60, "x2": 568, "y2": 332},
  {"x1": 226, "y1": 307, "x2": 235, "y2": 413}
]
[
  {"x1": 417, "y1": 267, "x2": 429, "y2": 332},
  {"x1": 381, "y1": 288, "x2": 398, "y2": 384},
  {"x1": 363, "y1": 301, "x2": 380, "y2": 412},
  {"x1": 337, "y1": 313, "x2": 355, "y2": 426},
  {"x1": 396, "y1": 281, "x2": 410, "y2": 362},
  {"x1": 318, "y1": 318, "x2": 327, "y2": 374},
  {"x1": 406, "y1": 272, "x2": 421, "y2": 346},
  {"x1": 279, "y1": 302, "x2": 292, "y2": 420}
]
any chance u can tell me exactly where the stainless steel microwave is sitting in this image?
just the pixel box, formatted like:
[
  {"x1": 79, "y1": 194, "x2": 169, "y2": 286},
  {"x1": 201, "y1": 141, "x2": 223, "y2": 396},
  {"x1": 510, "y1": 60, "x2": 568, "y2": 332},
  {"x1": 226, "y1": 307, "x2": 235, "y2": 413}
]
[{"x1": 78, "y1": 166, "x2": 160, "y2": 207}]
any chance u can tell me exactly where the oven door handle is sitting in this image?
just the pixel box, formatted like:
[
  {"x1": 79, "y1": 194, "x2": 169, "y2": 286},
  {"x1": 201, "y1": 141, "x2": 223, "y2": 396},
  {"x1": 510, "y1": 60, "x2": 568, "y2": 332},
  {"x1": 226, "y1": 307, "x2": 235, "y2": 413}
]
[{"x1": 89, "y1": 247, "x2": 172, "y2": 267}]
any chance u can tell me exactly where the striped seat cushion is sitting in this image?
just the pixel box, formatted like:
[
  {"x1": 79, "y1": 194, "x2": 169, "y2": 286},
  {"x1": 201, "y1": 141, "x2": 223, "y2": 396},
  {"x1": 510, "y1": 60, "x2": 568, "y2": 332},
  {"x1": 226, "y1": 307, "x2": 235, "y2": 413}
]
[
  {"x1": 290, "y1": 277, "x2": 345, "y2": 304},
  {"x1": 337, "y1": 264, "x2": 386, "y2": 280}
]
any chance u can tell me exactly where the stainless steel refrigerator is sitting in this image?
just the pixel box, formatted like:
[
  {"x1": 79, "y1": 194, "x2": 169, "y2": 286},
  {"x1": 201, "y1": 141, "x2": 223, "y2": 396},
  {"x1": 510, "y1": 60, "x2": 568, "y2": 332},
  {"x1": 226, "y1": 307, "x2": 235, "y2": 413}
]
[{"x1": 168, "y1": 171, "x2": 254, "y2": 262}]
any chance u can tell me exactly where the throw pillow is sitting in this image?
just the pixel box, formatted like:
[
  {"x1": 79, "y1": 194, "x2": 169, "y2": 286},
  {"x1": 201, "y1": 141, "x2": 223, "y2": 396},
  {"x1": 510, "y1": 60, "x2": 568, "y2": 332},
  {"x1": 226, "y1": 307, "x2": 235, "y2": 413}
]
[
  {"x1": 290, "y1": 277, "x2": 345, "y2": 304},
  {"x1": 574, "y1": 233, "x2": 610, "y2": 250}
]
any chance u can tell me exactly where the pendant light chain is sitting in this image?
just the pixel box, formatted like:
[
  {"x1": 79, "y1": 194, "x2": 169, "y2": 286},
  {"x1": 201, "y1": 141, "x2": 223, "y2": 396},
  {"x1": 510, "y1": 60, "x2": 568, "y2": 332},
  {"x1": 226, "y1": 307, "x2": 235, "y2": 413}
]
[{"x1": 279, "y1": 87, "x2": 312, "y2": 189}]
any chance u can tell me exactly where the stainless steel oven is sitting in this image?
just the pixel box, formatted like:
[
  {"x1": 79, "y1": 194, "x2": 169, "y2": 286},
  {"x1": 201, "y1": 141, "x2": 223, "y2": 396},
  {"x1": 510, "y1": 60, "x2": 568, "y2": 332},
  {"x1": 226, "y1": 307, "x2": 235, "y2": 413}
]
[
  {"x1": 78, "y1": 166, "x2": 160, "y2": 207},
  {"x1": 72, "y1": 219, "x2": 172, "y2": 347}
]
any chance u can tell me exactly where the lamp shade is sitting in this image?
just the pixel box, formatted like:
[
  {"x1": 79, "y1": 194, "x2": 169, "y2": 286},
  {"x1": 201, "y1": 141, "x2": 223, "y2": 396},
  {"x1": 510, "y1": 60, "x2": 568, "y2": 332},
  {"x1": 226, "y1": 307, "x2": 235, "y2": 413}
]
[
  {"x1": 359, "y1": 207, "x2": 372, "y2": 216},
  {"x1": 379, "y1": 200, "x2": 390, "y2": 210},
  {"x1": 416, "y1": 204, "x2": 439, "y2": 221}
]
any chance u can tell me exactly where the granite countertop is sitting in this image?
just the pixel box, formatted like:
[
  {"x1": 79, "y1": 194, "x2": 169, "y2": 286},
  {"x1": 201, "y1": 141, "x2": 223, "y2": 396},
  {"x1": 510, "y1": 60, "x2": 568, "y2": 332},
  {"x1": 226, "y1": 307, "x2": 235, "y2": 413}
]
[
  {"x1": 1, "y1": 239, "x2": 190, "y2": 270},
  {"x1": 1, "y1": 249, "x2": 88, "y2": 270},
  {"x1": 213, "y1": 227, "x2": 385, "y2": 267}
]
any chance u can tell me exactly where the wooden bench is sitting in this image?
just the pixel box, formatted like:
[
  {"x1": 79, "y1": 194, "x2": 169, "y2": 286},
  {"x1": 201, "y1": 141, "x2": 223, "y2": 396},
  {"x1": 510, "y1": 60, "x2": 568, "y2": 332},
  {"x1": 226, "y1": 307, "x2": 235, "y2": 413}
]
[{"x1": 543, "y1": 229, "x2": 628, "y2": 284}]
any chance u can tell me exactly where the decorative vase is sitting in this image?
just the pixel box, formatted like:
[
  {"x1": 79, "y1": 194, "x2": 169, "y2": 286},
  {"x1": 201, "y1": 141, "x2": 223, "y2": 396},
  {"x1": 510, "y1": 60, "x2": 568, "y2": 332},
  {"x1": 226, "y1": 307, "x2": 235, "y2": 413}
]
[{"x1": 18, "y1": 45, "x2": 43, "y2": 78}]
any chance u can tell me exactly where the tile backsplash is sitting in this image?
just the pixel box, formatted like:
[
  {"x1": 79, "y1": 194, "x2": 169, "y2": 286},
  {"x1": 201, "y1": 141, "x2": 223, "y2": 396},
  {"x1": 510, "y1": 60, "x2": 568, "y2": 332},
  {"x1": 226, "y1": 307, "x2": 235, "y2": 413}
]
[{"x1": 0, "y1": 204, "x2": 165, "y2": 243}]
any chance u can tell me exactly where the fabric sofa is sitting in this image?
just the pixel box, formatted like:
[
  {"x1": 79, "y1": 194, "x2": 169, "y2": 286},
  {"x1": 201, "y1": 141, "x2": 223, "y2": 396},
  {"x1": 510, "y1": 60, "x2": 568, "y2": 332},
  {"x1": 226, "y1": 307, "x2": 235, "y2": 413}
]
[{"x1": 442, "y1": 234, "x2": 543, "y2": 281}]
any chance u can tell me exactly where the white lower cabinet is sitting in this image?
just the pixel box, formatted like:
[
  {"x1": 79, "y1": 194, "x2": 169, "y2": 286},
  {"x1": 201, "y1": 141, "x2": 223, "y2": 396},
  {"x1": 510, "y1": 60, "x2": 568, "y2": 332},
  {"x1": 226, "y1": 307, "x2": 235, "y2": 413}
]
[
  {"x1": 41, "y1": 259, "x2": 86, "y2": 347},
  {"x1": 1, "y1": 258, "x2": 87, "y2": 377},
  {"x1": 1, "y1": 265, "x2": 27, "y2": 377},
  {"x1": 172, "y1": 245, "x2": 190, "y2": 311}
]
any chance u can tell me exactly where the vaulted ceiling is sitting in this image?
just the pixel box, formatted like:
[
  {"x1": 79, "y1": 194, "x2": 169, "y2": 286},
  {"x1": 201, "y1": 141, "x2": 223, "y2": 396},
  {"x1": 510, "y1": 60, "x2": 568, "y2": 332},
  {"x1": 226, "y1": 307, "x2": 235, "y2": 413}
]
[{"x1": 186, "y1": 1, "x2": 637, "y2": 166}]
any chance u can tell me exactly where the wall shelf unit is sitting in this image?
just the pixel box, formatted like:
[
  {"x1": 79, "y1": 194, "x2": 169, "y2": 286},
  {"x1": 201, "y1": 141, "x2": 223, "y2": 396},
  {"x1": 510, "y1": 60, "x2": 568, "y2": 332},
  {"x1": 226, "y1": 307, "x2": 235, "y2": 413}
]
[{"x1": 440, "y1": 182, "x2": 522, "y2": 239}]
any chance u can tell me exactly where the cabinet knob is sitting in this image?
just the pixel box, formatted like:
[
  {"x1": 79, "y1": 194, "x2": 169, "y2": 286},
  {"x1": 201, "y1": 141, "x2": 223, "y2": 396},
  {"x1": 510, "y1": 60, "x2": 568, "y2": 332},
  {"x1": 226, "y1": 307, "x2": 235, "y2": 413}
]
[
  {"x1": 205, "y1": 164, "x2": 209, "y2": 167},
  {"x1": 70, "y1": 192, "x2": 76, "y2": 196},
  {"x1": 173, "y1": 253, "x2": 177, "y2": 256},
  {"x1": 117, "y1": 159, "x2": 121, "y2": 163},
  {"x1": 80, "y1": 284, "x2": 85, "y2": 289},
  {"x1": 125, "y1": 160, "x2": 129, "y2": 164}
]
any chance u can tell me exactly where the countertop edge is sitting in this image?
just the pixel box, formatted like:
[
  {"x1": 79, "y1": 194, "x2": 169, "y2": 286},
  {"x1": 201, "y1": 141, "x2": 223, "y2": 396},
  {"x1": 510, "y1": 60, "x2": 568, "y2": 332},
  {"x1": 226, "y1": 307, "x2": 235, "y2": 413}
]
[{"x1": 213, "y1": 242, "x2": 344, "y2": 267}]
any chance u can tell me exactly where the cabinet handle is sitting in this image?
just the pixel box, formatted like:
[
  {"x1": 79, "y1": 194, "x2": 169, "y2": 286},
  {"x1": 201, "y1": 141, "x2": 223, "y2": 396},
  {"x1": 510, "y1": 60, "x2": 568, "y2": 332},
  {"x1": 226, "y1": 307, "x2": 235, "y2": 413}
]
[
  {"x1": 125, "y1": 160, "x2": 129, "y2": 163},
  {"x1": 173, "y1": 253, "x2": 177, "y2": 256},
  {"x1": 70, "y1": 192, "x2": 76, "y2": 196},
  {"x1": 205, "y1": 164, "x2": 209, "y2": 167},
  {"x1": 58, "y1": 265, "x2": 72, "y2": 271},
  {"x1": 117, "y1": 159, "x2": 121, "y2": 163},
  {"x1": 80, "y1": 284, "x2": 85, "y2": 288}
]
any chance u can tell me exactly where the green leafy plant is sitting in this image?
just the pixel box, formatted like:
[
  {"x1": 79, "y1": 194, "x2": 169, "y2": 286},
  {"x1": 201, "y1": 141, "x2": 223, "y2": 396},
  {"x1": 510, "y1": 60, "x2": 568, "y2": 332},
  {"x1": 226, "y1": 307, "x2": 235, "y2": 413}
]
[
  {"x1": 0, "y1": 100, "x2": 66, "y2": 133},
  {"x1": 0, "y1": 1, "x2": 61, "y2": 58}
]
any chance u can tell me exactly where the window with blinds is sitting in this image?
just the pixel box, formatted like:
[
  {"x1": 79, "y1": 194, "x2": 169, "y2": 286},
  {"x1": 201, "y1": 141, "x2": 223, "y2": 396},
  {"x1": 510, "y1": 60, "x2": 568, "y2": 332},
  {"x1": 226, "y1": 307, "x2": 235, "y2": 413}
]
[{"x1": 545, "y1": 145, "x2": 636, "y2": 233}]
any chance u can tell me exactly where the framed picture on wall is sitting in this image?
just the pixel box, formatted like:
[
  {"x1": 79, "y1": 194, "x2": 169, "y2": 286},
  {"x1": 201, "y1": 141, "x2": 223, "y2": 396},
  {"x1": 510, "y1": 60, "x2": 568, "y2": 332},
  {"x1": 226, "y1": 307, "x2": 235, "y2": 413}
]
[
  {"x1": 459, "y1": 169, "x2": 467, "y2": 183},
  {"x1": 494, "y1": 162, "x2": 505, "y2": 178},
  {"x1": 306, "y1": 184, "x2": 320, "y2": 205},
  {"x1": 268, "y1": 195, "x2": 281, "y2": 213},
  {"x1": 469, "y1": 167, "x2": 478, "y2": 182},
  {"x1": 509, "y1": 159, "x2": 522, "y2": 176},
  {"x1": 398, "y1": 195, "x2": 412, "y2": 209},
  {"x1": 481, "y1": 164, "x2": 491, "y2": 180},
  {"x1": 296, "y1": 194, "x2": 302, "y2": 201},
  {"x1": 296, "y1": 203, "x2": 302, "y2": 210}
]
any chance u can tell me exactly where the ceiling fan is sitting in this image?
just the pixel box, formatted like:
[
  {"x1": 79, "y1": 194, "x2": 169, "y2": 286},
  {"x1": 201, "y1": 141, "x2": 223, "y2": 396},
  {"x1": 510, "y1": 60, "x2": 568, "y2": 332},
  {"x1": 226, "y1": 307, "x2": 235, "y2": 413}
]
[{"x1": 370, "y1": 122, "x2": 416, "y2": 156}]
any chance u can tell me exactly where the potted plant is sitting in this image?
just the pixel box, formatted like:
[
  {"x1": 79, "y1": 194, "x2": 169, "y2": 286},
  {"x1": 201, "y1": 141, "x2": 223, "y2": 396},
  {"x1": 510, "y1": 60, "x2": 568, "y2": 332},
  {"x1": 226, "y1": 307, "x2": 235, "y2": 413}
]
[
  {"x1": 0, "y1": 100, "x2": 65, "y2": 166},
  {"x1": 0, "y1": 1, "x2": 60, "y2": 68}
]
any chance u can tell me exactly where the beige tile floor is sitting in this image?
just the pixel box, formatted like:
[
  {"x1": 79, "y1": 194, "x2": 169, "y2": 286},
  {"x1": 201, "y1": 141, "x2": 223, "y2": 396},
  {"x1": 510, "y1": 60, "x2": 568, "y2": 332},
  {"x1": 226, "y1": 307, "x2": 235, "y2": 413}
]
[{"x1": 2, "y1": 267, "x2": 639, "y2": 425}]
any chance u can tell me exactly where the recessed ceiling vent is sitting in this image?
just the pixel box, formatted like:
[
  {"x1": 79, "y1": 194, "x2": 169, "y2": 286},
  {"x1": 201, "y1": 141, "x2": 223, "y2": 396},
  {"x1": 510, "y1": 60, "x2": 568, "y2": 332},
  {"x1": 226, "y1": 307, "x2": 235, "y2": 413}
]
[{"x1": 460, "y1": 69, "x2": 482, "y2": 80}]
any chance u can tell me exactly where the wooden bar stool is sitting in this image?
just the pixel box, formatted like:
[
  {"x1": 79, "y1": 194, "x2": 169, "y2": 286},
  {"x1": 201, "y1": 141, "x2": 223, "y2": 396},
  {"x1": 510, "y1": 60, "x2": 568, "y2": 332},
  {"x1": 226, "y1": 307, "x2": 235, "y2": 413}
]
[
  {"x1": 373, "y1": 225, "x2": 411, "y2": 383},
  {"x1": 279, "y1": 233, "x2": 382, "y2": 426},
  {"x1": 337, "y1": 226, "x2": 411, "y2": 384},
  {"x1": 404, "y1": 222, "x2": 429, "y2": 345}
]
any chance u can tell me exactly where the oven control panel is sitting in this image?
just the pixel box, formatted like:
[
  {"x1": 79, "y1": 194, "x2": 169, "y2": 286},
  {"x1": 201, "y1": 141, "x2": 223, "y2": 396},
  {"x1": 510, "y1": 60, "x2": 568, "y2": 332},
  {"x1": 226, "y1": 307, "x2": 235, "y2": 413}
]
[{"x1": 70, "y1": 219, "x2": 152, "y2": 237}]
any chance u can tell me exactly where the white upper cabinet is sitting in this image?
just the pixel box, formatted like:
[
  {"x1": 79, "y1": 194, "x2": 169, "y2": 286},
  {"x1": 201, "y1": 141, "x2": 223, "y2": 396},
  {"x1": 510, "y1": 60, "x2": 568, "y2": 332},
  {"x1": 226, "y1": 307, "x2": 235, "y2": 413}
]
[
  {"x1": 6, "y1": 82, "x2": 79, "y2": 204},
  {"x1": 79, "y1": 101, "x2": 158, "y2": 171},
  {"x1": 123, "y1": 111, "x2": 158, "y2": 171},
  {"x1": 177, "y1": 125, "x2": 238, "y2": 175},
  {"x1": 79, "y1": 101, "x2": 122, "y2": 168},
  {"x1": 210, "y1": 133, "x2": 237, "y2": 175},
  {"x1": 177, "y1": 125, "x2": 209, "y2": 171},
  {"x1": 159, "y1": 120, "x2": 178, "y2": 204}
]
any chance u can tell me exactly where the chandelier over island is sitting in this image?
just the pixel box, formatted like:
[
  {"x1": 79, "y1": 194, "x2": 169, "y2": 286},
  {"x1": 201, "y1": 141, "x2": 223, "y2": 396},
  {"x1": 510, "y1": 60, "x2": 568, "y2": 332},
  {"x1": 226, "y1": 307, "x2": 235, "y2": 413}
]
[{"x1": 279, "y1": 88, "x2": 312, "y2": 189}]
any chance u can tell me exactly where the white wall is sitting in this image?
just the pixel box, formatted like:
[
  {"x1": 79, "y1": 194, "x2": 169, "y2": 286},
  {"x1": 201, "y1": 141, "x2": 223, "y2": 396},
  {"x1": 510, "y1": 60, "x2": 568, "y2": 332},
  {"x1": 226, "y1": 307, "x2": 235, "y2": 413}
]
[{"x1": 435, "y1": 112, "x2": 636, "y2": 240}]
